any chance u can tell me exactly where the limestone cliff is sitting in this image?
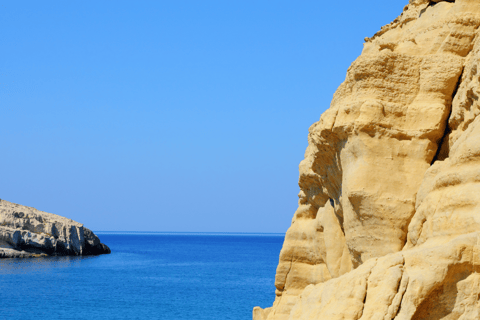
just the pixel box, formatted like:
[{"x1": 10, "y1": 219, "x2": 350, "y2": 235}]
[
  {"x1": 0, "y1": 199, "x2": 110, "y2": 258},
  {"x1": 254, "y1": 1, "x2": 480, "y2": 319}
]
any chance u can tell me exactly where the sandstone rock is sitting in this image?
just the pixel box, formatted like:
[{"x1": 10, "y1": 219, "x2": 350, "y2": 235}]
[
  {"x1": 254, "y1": 1, "x2": 480, "y2": 319},
  {"x1": 290, "y1": 233, "x2": 480, "y2": 320},
  {"x1": 0, "y1": 199, "x2": 110, "y2": 258}
]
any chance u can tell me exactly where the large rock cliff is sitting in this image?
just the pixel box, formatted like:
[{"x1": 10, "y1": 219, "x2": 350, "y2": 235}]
[
  {"x1": 0, "y1": 199, "x2": 110, "y2": 258},
  {"x1": 254, "y1": 1, "x2": 480, "y2": 319}
]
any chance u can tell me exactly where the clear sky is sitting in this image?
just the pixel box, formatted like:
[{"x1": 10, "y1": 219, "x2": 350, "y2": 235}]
[{"x1": 0, "y1": 0, "x2": 407, "y2": 232}]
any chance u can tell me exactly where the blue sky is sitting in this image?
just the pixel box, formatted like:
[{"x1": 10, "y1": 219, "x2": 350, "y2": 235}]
[{"x1": 0, "y1": 0, "x2": 407, "y2": 232}]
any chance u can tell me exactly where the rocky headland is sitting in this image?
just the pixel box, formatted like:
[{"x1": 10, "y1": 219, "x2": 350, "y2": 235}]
[
  {"x1": 254, "y1": 0, "x2": 480, "y2": 319},
  {"x1": 0, "y1": 199, "x2": 110, "y2": 258}
]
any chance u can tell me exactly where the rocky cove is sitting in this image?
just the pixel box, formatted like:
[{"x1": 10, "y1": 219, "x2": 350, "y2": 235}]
[{"x1": 0, "y1": 199, "x2": 110, "y2": 258}]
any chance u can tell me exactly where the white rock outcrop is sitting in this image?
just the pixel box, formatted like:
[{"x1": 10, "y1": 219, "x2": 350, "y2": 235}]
[{"x1": 0, "y1": 199, "x2": 110, "y2": 258}]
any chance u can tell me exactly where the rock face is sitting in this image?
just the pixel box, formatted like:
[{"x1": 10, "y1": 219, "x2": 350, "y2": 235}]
[
  {"x1": 254, "y1": 1, "x2": 480, "y2": 319},
  {"x1": 0, "y1": 199, "x2": 110, "y2": 258}
]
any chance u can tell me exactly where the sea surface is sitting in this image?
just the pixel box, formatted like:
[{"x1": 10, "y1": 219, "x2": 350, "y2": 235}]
[{"x1": 0, "y1": 232, "x2": 284, "y2": 320}]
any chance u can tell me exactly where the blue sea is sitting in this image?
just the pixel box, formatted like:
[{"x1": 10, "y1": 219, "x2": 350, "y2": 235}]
[{"x1": 0, "y1": 232, "x2": 284, "y2": 320}]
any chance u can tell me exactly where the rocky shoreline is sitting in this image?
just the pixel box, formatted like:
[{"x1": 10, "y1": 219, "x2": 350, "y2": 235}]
[{"x1": 0, "y1": 199, "x2": 110, "y2": 258}]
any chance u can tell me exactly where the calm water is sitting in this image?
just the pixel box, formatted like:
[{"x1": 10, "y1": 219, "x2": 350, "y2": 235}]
[{"x1": 0, "y1": 233, "x2": 283, "y2": 320}]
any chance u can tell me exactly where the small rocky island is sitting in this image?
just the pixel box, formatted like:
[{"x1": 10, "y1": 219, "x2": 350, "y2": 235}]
[{"x1": 0, "y1": 199, "x2": 110, "y2": 258}]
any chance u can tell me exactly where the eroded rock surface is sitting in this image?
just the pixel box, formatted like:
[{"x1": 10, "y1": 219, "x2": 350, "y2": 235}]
[
  {"x1": 0, "y1": 199, "x2": 110, "y2": 258},
  {"x1": 254, "y1": 1, "x2": 480, "y2": 319}
]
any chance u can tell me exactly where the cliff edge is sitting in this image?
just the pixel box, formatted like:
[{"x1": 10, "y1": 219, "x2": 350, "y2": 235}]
[
  {"x1": 0, "y1": 199, "x2": 110, "y2": 258},
  {"x1": 254, "y1": 0, "x2": 480, "y2": 319}
]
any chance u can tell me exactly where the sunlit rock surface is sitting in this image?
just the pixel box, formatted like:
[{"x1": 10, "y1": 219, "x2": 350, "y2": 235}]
[
  {"x1": 254, "y1": 1, "x2": 480, "y2": 319},
  {"x1": 0, "y1": 199, "x2": 110, "y2": 258}
]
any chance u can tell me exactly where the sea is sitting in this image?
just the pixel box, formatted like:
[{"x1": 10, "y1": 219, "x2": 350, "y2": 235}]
[{"x1": 0, "y1": 232, "x2": 284, "y2": 320}]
